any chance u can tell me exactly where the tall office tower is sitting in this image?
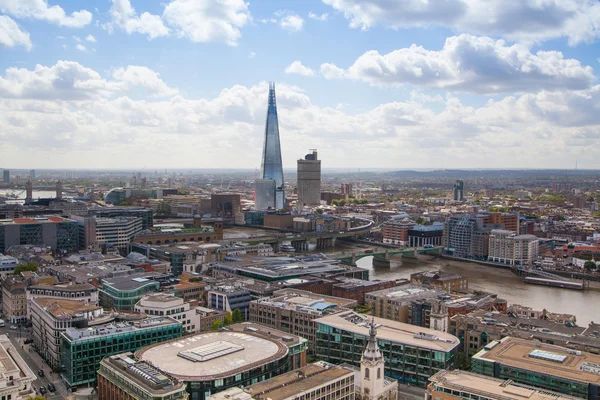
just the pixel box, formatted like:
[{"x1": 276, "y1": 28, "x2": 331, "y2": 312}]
[
  {"x1": 453, "y1": 179, "x2": 464, "y2": 201},
  {"x1": 297, "y1": 149, "x2": 321, "y2": 207},
  {"x1": 2, "y1": 170, "x2": 9, "y2": 183},
  {"x1": 56, "y1": 180, "x2": 63, "y2": 200},
  {"x1": 255, "y1": 82, "x2": 285, "y2": 210},
  {"x1": 29, "y1": 170, "x2": 35, "y2": 181},
  {"x1": 25, "y1": 180, "x2": 33, "y2": 204}
]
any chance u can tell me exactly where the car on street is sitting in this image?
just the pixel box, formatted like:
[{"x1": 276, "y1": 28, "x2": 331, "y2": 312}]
[
  {"x1": 40, "y1": 387, "x2": 47, "y2": 395},
  {"x1": 48, "y1": 383, "x2": 56, "y2": 392},
  {"x1": 9, "y1": 325, "x2": 17, "y2": 330},
  {"x1": 38, "y1": 369, "x2": 45, "y2": 377}
]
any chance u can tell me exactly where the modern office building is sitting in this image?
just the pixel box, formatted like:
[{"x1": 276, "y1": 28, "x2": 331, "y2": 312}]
[
  {"x1": 0, "y1": 216, "x2": 79, "y2": 253},
  {"x1": 453, "y1": 180, "x2": 464, "y2": 201},
  {"x1": 365, "y1": 285, "x2": 440, "y2": 323},
  {"x1": 2, "y1": 169, "x2": 9, "y2": 183},
  {"x1": 135, "y1": 293, "x2": 195, "y2": 332},
  {"x1": 31, "y1": 297, "x2": 112, "y2": 370},
  {"x1": 426, "y1": 370, "x2": 580, "y2": 400},
  {"x1": 255, "y1": 82, "x2": 285, "y2": 210},
  {"x1": 61, "y1": 317, "x2": 182, "y2": 387},
  {"x1": 211, "y1": 193, "x2": 242, "y2": 219},
  {"x1": 0, "y1": 334, "x2": 36, "y2": 400},
  {"x1": 314, "y1": 311, "x2": 460, "y2": 387},
  {"x1": 250, "y1": 289, "x2": 356, "y2": 353},
  {"x1": 297, "y1": 150, "x2": 321, "y2": 208},
  {"x1": 488, "y1": 230, "x2": 539, "y2": 266},
  {"x1": 26, "y1": 282, "x2": 98, "y2": 318},
  {"x1": 99, "y1": 272, "x2": 161, "y2": 311},
  {"x1": 98, "y1": 352, "x2": 188, "y2": 400},
  {"x1": 408, "y1": 223, "x2": 444, "y2": 247},
  {"x1": 207, "y1": 286, "x2": 252, "y2": 320},
  {"x1": 442, "y1": 214, "x2": 505, "y2": 259},
  {"x1": 88, "y1": 207, "x2": 154, "y2": 229},
  {"x1": 74, "y1": 216, "x2": 143, "y2": 251},
  {"x1": 135, "y1": 330, "x2": 294, "y2": 400},
  {"x1": 0, "y1": 253, "x2": 18, "y2": 278},
  {"x1": 471, "y1": 337, "x2": 600, "y2": 399}
]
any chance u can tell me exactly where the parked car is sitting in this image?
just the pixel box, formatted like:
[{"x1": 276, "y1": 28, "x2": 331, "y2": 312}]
[
  {"x1": 38, "y1": 369, "x2": 45, "y2": 377},
  {"x1": 9, "y1": 325, "x2": 17, "y2": 330},
  {"x1": 40, "y1": 387, "x2": 47, "y2": 395},
  {"x1": 48, "y1": 383, "x2": 56, "y2": 392}
]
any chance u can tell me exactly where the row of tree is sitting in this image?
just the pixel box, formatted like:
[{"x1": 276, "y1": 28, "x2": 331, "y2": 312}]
[{"x1": 211, "y1": 308, "x2": 244, "y2": 330}]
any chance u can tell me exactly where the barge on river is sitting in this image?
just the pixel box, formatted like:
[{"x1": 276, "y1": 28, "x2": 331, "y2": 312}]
[{"x1": 524, "y1": 276, "x2": 584, "y2": 290}]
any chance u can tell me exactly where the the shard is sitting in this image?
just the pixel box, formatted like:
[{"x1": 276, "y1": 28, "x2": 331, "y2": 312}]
[{"x1": 255, "y1": 82, "x2": 285, "y2": 210}]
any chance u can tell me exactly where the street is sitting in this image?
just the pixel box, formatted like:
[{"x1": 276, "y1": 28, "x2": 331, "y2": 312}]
[{"x1": 0, "y1": 325, "x2": 67, "y2": 400}]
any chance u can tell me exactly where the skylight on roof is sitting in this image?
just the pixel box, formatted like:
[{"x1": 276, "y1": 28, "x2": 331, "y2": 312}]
[{"x1": 528, "y1": 349, "x2": 567, "y2": 363}]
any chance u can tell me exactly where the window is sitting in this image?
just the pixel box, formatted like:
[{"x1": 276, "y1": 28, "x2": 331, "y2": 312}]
[
  {"x1": 365, "y1": 368, "x2": 370, "y2": 379},
  {"x1": 377, "y1": 368, "x2": 381, "y2": 379}
]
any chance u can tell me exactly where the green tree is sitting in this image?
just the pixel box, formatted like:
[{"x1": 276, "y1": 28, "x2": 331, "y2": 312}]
[
  {"x1": 584, "y1": 261, "x2": 598, "y2": 271},
  {"x1": 416, "y1": 217, "x2": 425, "y2": 225},
  {"x1": 224, "y1": 312, "x2": 233, "y2": 325},
  {"x1": 315, "y1": 208, "x2": 324, "y2": 214},
  {"x1": 359, "y1": 199, "x2": 368, "y2": 204},
  {"x1": 232, "y1": 308, "x2": 244, "y2": 323},
  {"x1": 13, "y1": 262, "x2": 37, "y2": 275},
  {"x1": 332, "y1": 200, "x2": 339, "y2": 206},
  {"x1": 211, "y1": 320, "x2": 224, "y2": 331},
  {"x1": 456, "y1": 352, "x2": 469, "y2": 370}
]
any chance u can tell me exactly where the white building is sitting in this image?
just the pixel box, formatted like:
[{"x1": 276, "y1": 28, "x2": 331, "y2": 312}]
[
  {"x1": 26, "y1": 282, "x2": 98, "y2": 318},
  {"x1": 0, "y1": 254, "x2": 18, "y2": 279},
  {"x1": 488, "y1": 229, "x2": 539, "y2": 266},
  {"x1": 0, "y1": 334, "x2": 36, "y2": 400},
  {"x1": 134, "y1": 293, "x2": 197, "y2": 332}
]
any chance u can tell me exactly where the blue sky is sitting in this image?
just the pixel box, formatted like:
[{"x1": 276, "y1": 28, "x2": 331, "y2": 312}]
[{"x1": 1, "y1": 0, "x2": 600, "y2": 170}]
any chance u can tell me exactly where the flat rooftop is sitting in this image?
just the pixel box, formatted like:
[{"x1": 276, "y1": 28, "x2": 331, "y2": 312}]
[
  {"x1": 0, "y1": 216, "x2": 74, "y2": 225},
  {"x1": 102, "y1": 272, "x2": 163, "y2": 290},
  {"x1": 136, "y1": 331, "x2": 288, "y2": 381},
  {"x1": 429, "y1": 369, "x2": 580, "y2": 400},
  {"x1": 315, "y1": 311, "x2": 460, "y2": 352},
  {"x1": 227, "y1": 322, "x2": 307, "y2": 348},
  {"x1": 366, "y1": 284, "x2": 439, "y2": 301},
  {"x1": 33, "y1": 298, "x2": 102, "y2": 318},
  {"x1": 245, "y1": 362, "x2": 353, "y2": 400},
  {"x1": 333, "y1": 278, "x2": 393, "y2": 289},
  {"x1": 63, "y1": 317, "x2": 180, "y2": 341},
  {"x1": 473, "y1": 337, "x2": 600, "y2": 384}
]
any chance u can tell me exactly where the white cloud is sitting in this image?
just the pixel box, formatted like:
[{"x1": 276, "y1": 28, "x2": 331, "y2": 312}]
[
  {"x1": 308, "y1": 12, "x2": 328, "y2": 21},
  {"x1": 112, "y1": 65, "x2": 179, "y2": 97},
  {"x1": 278, "y1": 12, "x2": 304, "y2": 32},
  {"x1": 248, "y1": 51, "x2": 256, "y2": 58},
  {"x1": 109, "y1": 0, "x2": 169, "y2": 39},
  {"x1": 320, "y1": 34, "x2": 595, "y2": 94},
  {"x1": 75, "y1": 43, "x2": 87, "y2": 52},
  {"x1": 163, "y1": 0, "x2": 251, "y2": 46},
  {"x1": 85, "y1": 34, "x2": 96, "y2": 42},
  {"x1": 323, "y1": 0, "x2": 600, "y2": 45},
  {"x1": 285, "y1": 61, "x2": 315, "y2": 76},
  {"x1": 1, "y1": 68, "x2": 599, "y2": 168},
  {"x1": 0, "y1": 15, "x2": 32, "y2": 50},
  {"x1": 0, "y1": 0, "x2": 92, "y2": 28},
  {"x1": 73, "y1": 35, "x2": 81, "y2": 42}
]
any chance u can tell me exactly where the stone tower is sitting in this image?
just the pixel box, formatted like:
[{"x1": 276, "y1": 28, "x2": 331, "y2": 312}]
[{"x1": 360, "y1": 320, "x2": 386, "y2": 399}]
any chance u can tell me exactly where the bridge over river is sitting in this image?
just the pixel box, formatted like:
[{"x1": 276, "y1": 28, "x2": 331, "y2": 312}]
[{"x1": 331, "y1": 246, "x2": 443, "y2": 266}]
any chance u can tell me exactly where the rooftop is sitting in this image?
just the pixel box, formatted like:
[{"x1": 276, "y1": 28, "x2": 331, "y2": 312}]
[
  {"x1": 226, "y1": 322, "x2": 307, "y2": 348},
  {"x1": 428, "y1": 369, "x2": 580, "y2": 400},
  {"x1": 136, "y1": 331, "x2": 289, "y2": 381},
  {"x1": 366, "y1": 284, "x2": 440, "y2": 302},
  {"x1": 332, "y1": 278, "x2": 394, "y2": 290},
  {"x1": 411, "y1": 270, "x2": 465, "y2": 282},
  {"x1": 254, "y1": 288, "x2": 356, "y2": 314},
  {"x1": 63, "y1": 317, "x2": 180, "y2": 341},
  {"x1": 472, "y1": 337, "x2": 600, "y2": 384},
  {"x1": 245, "y1": 361, "x2": 354, "y2": 400},
  {"x1": 102, "y1": 272, "x2": 164, "y2": 291},
  {"x1": 32, "y1": 298, "x2": 102, "y2": 319},
  {"x1": 0, "y1": 216, "x2": 73, "y2": 225},
  {"x1": 315, "y1": 311, "x2": 460, "y2": 352},
  {"x1": 28, "y1": 282, "x2": 96, "y2": 292}
]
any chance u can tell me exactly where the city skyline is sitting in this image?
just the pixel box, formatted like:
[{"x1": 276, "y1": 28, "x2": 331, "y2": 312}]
[{"x1": 1, "y1": 0, "x2": 600, "y2": 169}]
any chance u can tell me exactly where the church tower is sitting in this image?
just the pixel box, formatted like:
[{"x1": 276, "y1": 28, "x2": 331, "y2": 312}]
[
  {"x1": 360, "y1": 319, "x2": 386, "y2": 399},
  {"x1": 429, "y1": 299, "x2": 449, "y2": 332}
]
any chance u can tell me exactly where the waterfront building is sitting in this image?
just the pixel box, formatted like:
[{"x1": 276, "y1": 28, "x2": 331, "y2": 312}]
[
  {"x1": 255, "y1": 82, "x2": 285, "y2": 210},
  {"x1": 381, "y1": 217, "x2": 414, "y2": 246},
  {"x1": 135, "y1": 293, "x2": 195, "y2": 332},
  {"x1": 99, "y1": 272, "x2": 161, "y2": 311},
  {"x1": 488, "y1": 229, "x2": 539, "y2": 266},
  {"x1": 0, "y1": 254, "x2": 18, "y2": 278},
  {"x1": 26, "y1": 282, "x2": 98, "y2": 318},
  {"x1": 216, "y1": 244, "x2": 274, "y2": 260},
  {"x1": 408, "y1": 223, "x2": 444, "y2": 247},
  {"x1": 314, "y1": 311, "x2": 460, "y2": 387},
  {"x1": 410, "y1": 271, "x2": 468, "y2": 292},
  {"x1": 453, "y1": 180, "x2": 464, "y2": 201},
  {"x1": 0, "y1": 216, "x2": 79, "y2": 253},
  {"x1": 2, "y1": 277, "x2": 27, "y2": 324},
  {"x1": 426, "y1": 370, "x2": 579, "y2": 400},
  {"x1": 442, "y1": 214, "x2": 505, "y2": 259},
  {"x1": 31, "y1": 297, "x2": 112, "y2": 370},
  {"x1": 135, "y1": 330, "x2": 295, "y2": 400},
  {"x1": 249, "y1": 288, "x2": 356, "y2": 353},
  {"x1": 297, "y1": 150, "x2": 321, "y2": 208},
  {"x1": 471, "y1": 337, "x2": 600, "y2": 399},
  {"x1": 0, "y1": 334, "x2": 36, "y2": 400},
  {"x1": 61, "y1": 317, "x2": 182, "y2": 388},
  {"x1": 331, "y1": 278, "x2": 397, "y2": 305},
  {"x1": 98, "y1": 352, "x2": 188, "y2": 400}
]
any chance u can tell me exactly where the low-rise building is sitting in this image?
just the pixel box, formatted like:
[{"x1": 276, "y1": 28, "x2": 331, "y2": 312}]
[
  {"x1": 408, "y1": 224, "x2": 444, "y2": 247},
  {"x1": 426, "y1": 369, "x2": 579, "y2": 400},
  {"x1": 99, "y1": 272, "x2": 163, "y2": 311},
  {"x1": 0, "y1": 334, "x2": 36, "y2": 400},
  {"x1": 2, "y1": 277, "x2": 27, "y2": 324},
  {"x1": 26, "y1": 282, "x2": 98, "y2": 318},
  {"x1": 31, "y1": 297, "x2": 112, "y2": 370},
  {"x1": 250, "y1": 289, "x2": 356, "y2": 353},
  {"x1": 315, "y1": 310, "x2": 460, "y2": 387},
  {"x1": 0, "y1": 254, "x2": 18, "y2": 278},
  {"x1": 98, "y1": 352, "x2": 188, "y2": 400},
  {"x1": 61, "y1": 317, "x2": 182, "y2": 388},
  {"x1": 365, "y1": 285, "x2": 440, "y2": 323},
  {"x1": 472, "y1": 337, "x2": 600, "y2": 400},
  {"x1": 410, "y1": 271, "x2": 468, "y2": 292},
  {"x1": 135, "y1": 294, "x2": 195, "y2": 332},
  {"x1": 331, "y1": 278, "x2": 397, "y2": 305},
  {"x1": 207, "y1": 286, "x2": 252, "y2": 320},
  {"x1": 193, "y1": 306, "x2": 228, "y2": 332}
]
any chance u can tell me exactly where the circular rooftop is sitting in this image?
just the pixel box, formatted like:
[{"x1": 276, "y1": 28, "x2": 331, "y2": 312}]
[{"x1": 136, "y1": 331, "x2": 288, "y2": 381}]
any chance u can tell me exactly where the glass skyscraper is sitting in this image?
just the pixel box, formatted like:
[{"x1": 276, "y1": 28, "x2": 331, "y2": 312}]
[{"x1": 256, "y1": 82, "x2": 285, "y2": 210}]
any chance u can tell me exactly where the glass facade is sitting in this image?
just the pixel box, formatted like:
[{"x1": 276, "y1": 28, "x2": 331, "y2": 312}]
[
  {"x1": 259, "y1": 82, "x2": 284, "y2": 210},
  {"x1": 56, "y1": 222, "x2": 79, "y2": 253},
  {"x1": 99, "y1": 281, "x2": 160, "y2": 311},
  {"x1": 61, "y1": 322, "x2": 182, "y2": 387},
  {"x1": 315, "y1": 323, "x2": 455, "y2": 387}
]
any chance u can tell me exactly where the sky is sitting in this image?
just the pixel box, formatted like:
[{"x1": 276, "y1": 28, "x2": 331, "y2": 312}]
[{"x1": 0, "y1": 0, "x2": 600, "y2": 170}]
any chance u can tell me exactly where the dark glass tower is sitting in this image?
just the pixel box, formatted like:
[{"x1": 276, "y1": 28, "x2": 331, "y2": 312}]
[{"x1": 257, "y1": 82, "x2": 285, "y2": 209}]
